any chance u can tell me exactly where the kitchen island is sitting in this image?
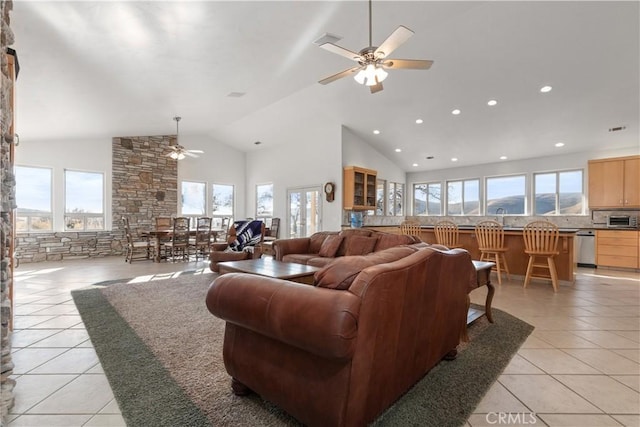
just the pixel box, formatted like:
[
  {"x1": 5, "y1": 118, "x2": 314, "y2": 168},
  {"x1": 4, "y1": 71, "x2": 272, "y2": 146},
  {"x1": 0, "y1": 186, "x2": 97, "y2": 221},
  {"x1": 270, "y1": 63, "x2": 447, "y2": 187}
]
[{"x1": 363, "y1": 225, "x2": 577, "y2": 283}]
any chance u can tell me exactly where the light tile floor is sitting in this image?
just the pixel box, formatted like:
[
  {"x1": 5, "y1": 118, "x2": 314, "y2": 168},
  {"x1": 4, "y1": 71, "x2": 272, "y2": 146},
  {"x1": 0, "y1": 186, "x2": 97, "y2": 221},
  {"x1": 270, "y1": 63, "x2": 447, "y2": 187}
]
[{"x1": 6, "y1": 257, "x2": 640, "y2": 427}]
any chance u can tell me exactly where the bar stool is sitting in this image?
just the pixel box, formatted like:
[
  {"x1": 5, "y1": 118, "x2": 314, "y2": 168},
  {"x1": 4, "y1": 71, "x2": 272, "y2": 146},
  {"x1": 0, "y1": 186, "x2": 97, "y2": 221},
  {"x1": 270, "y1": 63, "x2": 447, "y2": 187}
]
[
  {"x1": 434, "y1": 220, "x2": 464, "y2": 249},
  {"x1": 400, "y1": 220, "x2": 422, "y2": 240},
  {"x1": 475, "y1": 220, "x2": 511, "y2": 285},
  {"x1": 523, "y1": 220, "x2": 560, "y2": 292}
]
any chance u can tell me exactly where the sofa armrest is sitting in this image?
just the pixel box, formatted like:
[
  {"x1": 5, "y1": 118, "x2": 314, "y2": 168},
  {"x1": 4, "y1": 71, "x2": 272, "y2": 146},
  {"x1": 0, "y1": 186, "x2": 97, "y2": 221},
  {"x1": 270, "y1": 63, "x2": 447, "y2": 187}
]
[
  {"x1": 206, "y1": 273, "x2": 359, "y2": 360},
  {"x1": 272, "y1": 237, "x2": 311, "y2": 261}
]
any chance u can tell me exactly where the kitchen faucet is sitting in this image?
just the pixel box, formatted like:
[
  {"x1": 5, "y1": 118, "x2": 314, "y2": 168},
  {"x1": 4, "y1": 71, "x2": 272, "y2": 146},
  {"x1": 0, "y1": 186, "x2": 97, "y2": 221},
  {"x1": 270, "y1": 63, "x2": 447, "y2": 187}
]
[{"x1": 495, "y1": 207, "x2": 506, "y2": 225}]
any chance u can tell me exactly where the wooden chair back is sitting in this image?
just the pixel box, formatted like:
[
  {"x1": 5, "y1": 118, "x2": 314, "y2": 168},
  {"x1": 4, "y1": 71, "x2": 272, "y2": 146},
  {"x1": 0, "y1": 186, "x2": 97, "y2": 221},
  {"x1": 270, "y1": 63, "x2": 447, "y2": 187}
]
[
  {"x1": 399, "y1": 220, "x2": 421, "y2": 238},
  {"x1": 195, "y1": 217, "x2": 212, "y2": 244},
  {"x1": 475, "y1": 220, "x2": 505, "y2": 250},
  {"x1": 523, "y1": 221, "x2": 559, "y2": 255},
  {"x1": 171, "y1": 217, "x2": 190, "y2": 246},
  {"x1": 155, "y1": 216, "x2": 172, "y2": 229},
  {"x1": 434, "y1": 220, "x2": 460, "y2": 247},
  {"x1": 269, "y1": 217, "x2": 281, "y2": 238}
]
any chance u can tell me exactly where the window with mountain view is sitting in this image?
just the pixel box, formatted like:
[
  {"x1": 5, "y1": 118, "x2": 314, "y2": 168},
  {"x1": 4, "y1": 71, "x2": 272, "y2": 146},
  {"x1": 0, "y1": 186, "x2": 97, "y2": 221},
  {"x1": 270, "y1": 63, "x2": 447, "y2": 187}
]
[
  {"x1": 486, "y1": 175, "x2": 526, "y2": 215},
  {"x1": 64, "y1": 170, "x2": 104, "y2": 231},
  {"x1": 413, "y1": 182, "x2": 442, "y2": 215},
  {"x1": 447, "y1": 179, "x2": 480, "y2": 215},
  {"x1": 534, "y1": 170, "x2": 583, "y2": 215},
  {"x1": 15, "y1": 165, "x2": 53, "y2": 232},
  {"x1": 387, "y1": 182, "x2": 404, "y2": 216}
]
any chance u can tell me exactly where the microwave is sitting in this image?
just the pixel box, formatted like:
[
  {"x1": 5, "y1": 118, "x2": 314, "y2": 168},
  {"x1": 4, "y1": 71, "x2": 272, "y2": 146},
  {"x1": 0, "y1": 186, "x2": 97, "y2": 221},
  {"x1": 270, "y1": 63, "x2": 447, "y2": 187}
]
[{"x1": 607, "y1": 215, "x2": 638, "y2": 228}]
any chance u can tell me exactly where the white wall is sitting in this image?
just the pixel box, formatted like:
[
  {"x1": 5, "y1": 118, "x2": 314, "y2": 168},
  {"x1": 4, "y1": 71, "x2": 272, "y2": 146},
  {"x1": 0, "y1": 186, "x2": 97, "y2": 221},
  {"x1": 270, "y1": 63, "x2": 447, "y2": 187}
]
[
  {"x1": 245, "y1": 126, "x2": 343, "y2": 232},
  {"x1": 176, "y1": 134, "x2": 246, "y2": 220},
  {"x1": 341, "y1": 126, "x2": 406, "y2": 184},
  {"x1": 15, "y1": 137, "x2": 113, "y2": 230}
]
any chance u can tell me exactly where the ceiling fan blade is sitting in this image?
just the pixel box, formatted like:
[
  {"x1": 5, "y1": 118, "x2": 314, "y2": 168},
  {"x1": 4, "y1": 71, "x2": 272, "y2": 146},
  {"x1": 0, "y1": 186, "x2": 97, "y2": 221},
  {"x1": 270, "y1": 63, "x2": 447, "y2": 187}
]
[
  {"x1": 374, "y1": 25, "x2": 414, "y2": 58},
  {"x1": 382, "y1": 59, "x2": 434, "y2": 70},
  {"x1": 370, "y1": 82, "x2": 384, "y2": 94},
  {"x1": 187, "y1": 149, "x2": 204, "y2": 154},
  {"x1": 319, "y1": 43, "x2": 364, "y2": 62},
  {"x1": 319, "y1": 66, "x2": 361, "y2": 85},
  {"x1": 184, "y1": 151, "x2": 199, "y2": 158}
]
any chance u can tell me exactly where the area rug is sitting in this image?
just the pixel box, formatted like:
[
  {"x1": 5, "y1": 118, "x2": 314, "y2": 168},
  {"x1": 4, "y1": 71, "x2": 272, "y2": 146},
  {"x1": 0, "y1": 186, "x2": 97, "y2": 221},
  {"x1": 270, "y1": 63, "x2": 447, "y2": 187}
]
[{"x1": 72, "y1": 272, "x2": 534, "y2": 427}]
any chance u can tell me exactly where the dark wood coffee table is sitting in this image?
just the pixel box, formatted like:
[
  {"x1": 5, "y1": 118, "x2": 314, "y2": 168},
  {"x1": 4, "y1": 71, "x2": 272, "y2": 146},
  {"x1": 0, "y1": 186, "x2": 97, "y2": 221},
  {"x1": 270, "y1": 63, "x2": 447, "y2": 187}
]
[{"x1": 217, "y1": 258, "x2": 321, "y2": 285}]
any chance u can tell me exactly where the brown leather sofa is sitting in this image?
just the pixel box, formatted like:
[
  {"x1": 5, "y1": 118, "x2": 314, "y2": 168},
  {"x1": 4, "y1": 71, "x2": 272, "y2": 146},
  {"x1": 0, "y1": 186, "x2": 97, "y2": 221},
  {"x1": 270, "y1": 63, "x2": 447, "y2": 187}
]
[
  {"x1": 273, "y1": 228, "x2": 421, "y2": 267},
  {"x1": 206, "y1": 245, "x2": 476, "y2": 427}
]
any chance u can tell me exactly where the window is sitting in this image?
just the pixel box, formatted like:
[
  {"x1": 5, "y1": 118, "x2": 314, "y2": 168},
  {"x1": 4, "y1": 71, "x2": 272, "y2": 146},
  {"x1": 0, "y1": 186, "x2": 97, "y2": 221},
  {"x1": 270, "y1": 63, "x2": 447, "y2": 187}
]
[
  {"x1": 413, "y1": 182, "x2": 442, "y2": 215},
  {"x1": 486, "y1": 175, "x2": 526, "y2": 215},
  {"x1": 212, "y1": 183, "x2": 234, "y2": 227},
  {"x1": 534, "y1": 170, "x2": 583, "y2": 215},
  {"x1": 447, "y1": 179, "x2": 480, "y2": 215},
  {"x1": 387, "y1": 182, "x2": 404, "y2": 216},
  {"x1": 256, "y1": 183, "x2": 273, "y2": 218},
  {"x1": 64, "y1": 170, "x2": 104, "y2": 231},
  {"x1": 375, "y1": 179, "x2": 386, "y2": 215},
  {"x1": 180, "y1": 180, "x2": 206, "y2": 227},
  {"x1": 15, "y1": 165, "x2": 53, "y2": 232}
]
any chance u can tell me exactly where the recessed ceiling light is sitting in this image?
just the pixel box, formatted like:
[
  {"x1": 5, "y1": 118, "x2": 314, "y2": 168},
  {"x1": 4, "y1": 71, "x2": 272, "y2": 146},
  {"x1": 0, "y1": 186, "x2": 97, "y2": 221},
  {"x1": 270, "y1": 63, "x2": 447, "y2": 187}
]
[
  {"x1": 500, "y1": 155, "x2": 507, "y2": 160},
  {"x1": 540, "y1": 85, "x2": 552, "y2": 93},
  {"x1": 395, "y1": 148, "x2": 402, "y2": 153},
  {"x1": 555, "y1": 142, "x2": 565, "y2": 147},
  {"x1": 412, "y1": 163, "x2": 418, "y2": 167},
  {"x1": 487, "y1": 99, "x2": 497, "y2": 106},
  {"x1": 451, "y1": 157, "x2": 458, "y2": 162},
  {"x1": 373, "y1": 130, "x2": 380, "y2": 135},
  {"x1": 451, "y1": 109, "x2": 461, "y2": 115},
  {"x1": 415, "y1": 119, "x2": 423, "y2": 124}
]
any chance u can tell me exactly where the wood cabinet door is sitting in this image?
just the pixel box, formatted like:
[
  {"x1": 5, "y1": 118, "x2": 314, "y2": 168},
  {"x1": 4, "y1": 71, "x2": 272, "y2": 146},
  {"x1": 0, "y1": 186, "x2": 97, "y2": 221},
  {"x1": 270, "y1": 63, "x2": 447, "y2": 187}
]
[
  {"x1": 624, "y1": 157, "x2": 640, "y2": 207},
  {"x1": 588, "y1": 160, "x2": 624, "y2": 208}
]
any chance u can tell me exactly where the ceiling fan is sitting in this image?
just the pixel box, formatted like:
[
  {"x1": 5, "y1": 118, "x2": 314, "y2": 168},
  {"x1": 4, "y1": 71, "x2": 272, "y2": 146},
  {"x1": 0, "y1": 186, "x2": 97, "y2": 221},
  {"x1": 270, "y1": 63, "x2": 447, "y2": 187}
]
[
  {"x1": 317, "y1": 0, "x2": 433, "y2": 94},
  {"x1": 166, "y1": 116, "x2": 204, "y2": 160}
]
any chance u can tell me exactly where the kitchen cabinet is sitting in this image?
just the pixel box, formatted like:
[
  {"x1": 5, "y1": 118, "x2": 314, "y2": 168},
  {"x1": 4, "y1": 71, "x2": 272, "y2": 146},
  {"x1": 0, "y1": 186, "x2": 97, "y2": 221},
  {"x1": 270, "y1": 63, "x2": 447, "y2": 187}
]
[
  {"x1": 588, "y1": 155, "x2": 640, "y2": 209},
  {"x1": 596, "y1": 230, "x2": 639, "y2": 269},
  {"x1": 343, "y1": 166, "x2": 377, "y2": 211}
]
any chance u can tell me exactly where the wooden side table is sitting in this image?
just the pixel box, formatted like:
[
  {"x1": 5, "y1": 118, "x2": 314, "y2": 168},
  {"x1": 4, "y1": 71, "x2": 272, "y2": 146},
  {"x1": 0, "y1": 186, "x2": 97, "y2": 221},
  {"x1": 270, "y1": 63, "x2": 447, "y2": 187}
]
[{"x1": 461, "y1": 260, "x2": 496, "y2": 342}]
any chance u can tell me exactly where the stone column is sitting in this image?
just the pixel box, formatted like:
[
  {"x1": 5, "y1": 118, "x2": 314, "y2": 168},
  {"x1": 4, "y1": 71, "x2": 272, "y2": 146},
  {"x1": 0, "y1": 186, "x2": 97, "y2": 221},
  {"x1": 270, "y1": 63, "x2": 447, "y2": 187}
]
[{"x1": 0, "y1": 0, "x2": 15, "y2": 422}]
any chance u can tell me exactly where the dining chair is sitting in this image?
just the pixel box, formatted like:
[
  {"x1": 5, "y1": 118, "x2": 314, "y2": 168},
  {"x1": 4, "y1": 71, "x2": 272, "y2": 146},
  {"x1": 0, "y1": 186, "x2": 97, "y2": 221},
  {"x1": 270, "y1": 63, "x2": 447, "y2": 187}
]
[
  {"x1": 155, "y1": 216, "x2": 172, "y2": 229},
  {"x1": 121, "y1": 216, "x2": 151, "y2": 263},
  {"x1": 434, "y1": 220, "x2": 464, "y2": 249},
  {"x1": 399, "y1": 220, "x2": 422, "y2": 240},
  {"x1": 523, "y1": 220, "x2": 560, "y2": 292},
  {"x1": 190, "y1": 216, "x2": 212, "y2": 261},
  {"x1": 163, "y1": 217, "x2": 190, "y2": 262},
  {"x1": 262, "y1": 217, "x2": 280, "y2": 256},
  {"x1": 475, "y1": 220, "x2": 511, "y2": 285}
]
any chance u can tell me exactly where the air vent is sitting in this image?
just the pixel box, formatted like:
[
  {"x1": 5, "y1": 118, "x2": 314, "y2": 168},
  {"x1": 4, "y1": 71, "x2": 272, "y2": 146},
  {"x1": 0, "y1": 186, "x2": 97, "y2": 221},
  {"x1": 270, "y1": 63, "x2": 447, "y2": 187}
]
[
  {"x1": 227, "y1": 92, "x2": 246, "y2": 98},
  {"x1": 608, "y1": 125, "x2": 627, "y2": 132}
]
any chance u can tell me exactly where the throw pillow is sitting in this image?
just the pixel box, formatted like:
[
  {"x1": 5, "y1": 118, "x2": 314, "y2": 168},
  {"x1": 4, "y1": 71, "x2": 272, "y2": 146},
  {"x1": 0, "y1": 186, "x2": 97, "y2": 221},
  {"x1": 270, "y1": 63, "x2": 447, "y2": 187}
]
[
  {"x1": 318, "y1": 235, "x2": 344, "y2": 257},
  {"x1": 344, "y1": 235, "x2": 378, "y2": 256},
  {"x1": 314, "y1": 256, "x2": 376, "y2": 290}
]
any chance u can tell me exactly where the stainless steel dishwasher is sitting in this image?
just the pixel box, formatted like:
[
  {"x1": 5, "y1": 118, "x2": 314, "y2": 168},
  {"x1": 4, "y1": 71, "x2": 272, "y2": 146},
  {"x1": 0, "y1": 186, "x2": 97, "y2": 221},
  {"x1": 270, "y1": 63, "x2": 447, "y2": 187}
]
[{"x1": 576, "y1": 230, "x2": 596, "y2": 268}]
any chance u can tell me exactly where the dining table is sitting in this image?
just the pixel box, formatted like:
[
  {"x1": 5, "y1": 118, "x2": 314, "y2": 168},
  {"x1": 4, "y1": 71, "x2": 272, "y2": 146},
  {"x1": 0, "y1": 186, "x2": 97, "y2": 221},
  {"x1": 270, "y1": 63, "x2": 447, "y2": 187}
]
[{"x1": 142, "y1": 228, "x2": 224, "y2": 262}]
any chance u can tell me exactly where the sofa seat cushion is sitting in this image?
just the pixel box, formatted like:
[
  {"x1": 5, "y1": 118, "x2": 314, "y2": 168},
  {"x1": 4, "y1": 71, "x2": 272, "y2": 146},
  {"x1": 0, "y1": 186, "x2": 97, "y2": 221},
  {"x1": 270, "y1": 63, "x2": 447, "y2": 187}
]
[
  {"x1": 314, "y1": 246, "x2": 417, "y2": 290},
  {"x1": 282, "y1": 253, "x2": 319, "y2": 265},
  {"x1": 307, "y1": 257, "x2": 336, "y2": 268},
  {"x1": 318, "y1": 235, "x2": 344, "y2": 257}
]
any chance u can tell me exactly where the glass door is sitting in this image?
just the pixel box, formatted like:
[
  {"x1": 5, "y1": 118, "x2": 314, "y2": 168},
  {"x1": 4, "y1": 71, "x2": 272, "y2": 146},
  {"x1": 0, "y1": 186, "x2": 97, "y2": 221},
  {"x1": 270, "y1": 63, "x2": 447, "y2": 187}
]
[{"x1": 287, "y1": 187, "x2": 321, "y2": 239}]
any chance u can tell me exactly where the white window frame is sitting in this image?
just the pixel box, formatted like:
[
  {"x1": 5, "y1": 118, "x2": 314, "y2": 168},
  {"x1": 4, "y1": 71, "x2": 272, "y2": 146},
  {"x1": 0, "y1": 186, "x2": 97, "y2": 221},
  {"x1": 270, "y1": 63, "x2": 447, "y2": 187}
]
[
  {"x1": 533, "y1": 169, "x2": 585, "y2": 215},
  {"x1": 256, "y1": 182, "x2": 274, "y2": 219},
  {"x1": 387, "y1": 181, "x2": 404, "y2": 216},
  {"x1": 446, "y1": 178, "x2": 480, "y2": 216},
  {"x1": 413, "y1": 182, "x2": 442, "y2": 216},
  {"x1": 180, "y1": 180, "x2": 207, "y2": 227},
  {"x1": 15, "y1": 165, "x2": 54, "y2": 232},
  {"x1": 485, "y1": 174, "x2": 527, "y2": 215},
  {"x1": 64, "y1": 169, "x2": 105, "y2": 231},
  {"x1": 212, "y1": 183, "x2": 234, "y2": 227}
]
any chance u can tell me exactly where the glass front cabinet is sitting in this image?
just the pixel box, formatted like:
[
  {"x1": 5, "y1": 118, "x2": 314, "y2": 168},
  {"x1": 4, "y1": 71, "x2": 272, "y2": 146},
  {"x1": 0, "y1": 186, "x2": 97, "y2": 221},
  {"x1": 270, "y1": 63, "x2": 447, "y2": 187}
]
[{"x1": 343, "y1": 166, "x2": 377, "y2": 210}]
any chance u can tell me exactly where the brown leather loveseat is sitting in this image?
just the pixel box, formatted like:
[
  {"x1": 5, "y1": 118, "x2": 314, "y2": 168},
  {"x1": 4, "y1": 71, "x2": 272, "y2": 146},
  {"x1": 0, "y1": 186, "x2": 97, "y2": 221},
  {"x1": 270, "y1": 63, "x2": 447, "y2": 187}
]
[
  {"x1": 273, "y1": 228, "x2": 420, "y2": 267},
  {"x1": 206, "y1": 245, "x2": 476, "y2": 426}
]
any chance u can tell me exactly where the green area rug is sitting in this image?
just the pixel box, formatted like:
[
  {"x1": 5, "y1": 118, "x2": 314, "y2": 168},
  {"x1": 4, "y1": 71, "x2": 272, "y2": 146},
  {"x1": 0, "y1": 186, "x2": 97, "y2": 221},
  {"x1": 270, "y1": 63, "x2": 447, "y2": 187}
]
[{"x1": 72, "y1": 272, "x2": 533, "y2": 427}]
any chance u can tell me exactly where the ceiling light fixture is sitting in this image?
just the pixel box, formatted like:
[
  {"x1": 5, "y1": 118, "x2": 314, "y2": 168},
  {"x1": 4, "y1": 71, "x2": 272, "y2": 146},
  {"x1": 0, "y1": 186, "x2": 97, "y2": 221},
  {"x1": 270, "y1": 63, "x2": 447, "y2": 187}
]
[
  {"x1": 451, "y1": 157, "x2": 458, "y2": 162},
  {"x1": 354, "y1": 63, "x2": 389, "y2": 86},
  {"x1": 540, "y1": 85, "x2": 552, "y2": 93},
  {"x1": 166, "y1": 116, "x2": 204, "y2": 160},
  {"x1": 487, "y1": 100, "x2": 497, "y2": 106},
  {"x1": 373, "y1": 129, "x2": 380, "y2": 135},
  {"x1": 500, "y1": 156, "x2": 508, "y2": 160},
  {"x1": 555, "y1": 142, "x2": 565, "y2": 147},
  {"x1": 412, "y1": 163, "x2": 418, "y2": 167},
  {"x1": 451, "y1": 109, "x2": 461, "y2": 115},
  {"x1": 395, "y1": 148, "x2": 402, "y2": 153},
  {"x1": 415, "y1": 119, "x2": 423, "y2": 124}
]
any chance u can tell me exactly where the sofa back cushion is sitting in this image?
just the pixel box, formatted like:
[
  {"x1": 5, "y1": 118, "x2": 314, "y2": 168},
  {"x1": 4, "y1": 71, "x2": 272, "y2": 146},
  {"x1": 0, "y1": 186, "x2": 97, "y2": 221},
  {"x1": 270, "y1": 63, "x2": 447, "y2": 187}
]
[
  {"x1": 344, "y1": 235, "x2": 378, "y2": 256},
  {"x1": 318, "y1": 235, "x2": 344, "y2": 257},
  {"x1": 314, "y1": 245, "x2": 416, "y2": 290},
  {"x1": 309, "y1": 232, "x2": 338, "y2": 254},
  {"x1": 374, "y1": 233, "x2": 417, "y2": 252}
]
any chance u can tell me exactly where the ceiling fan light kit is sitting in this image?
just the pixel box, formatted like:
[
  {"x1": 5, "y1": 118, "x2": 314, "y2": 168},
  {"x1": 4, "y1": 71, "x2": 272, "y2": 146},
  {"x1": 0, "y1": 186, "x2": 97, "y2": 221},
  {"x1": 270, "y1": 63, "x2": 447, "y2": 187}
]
[{"x1": 318, "y1": 0, "x2": 433, "y2": 94}]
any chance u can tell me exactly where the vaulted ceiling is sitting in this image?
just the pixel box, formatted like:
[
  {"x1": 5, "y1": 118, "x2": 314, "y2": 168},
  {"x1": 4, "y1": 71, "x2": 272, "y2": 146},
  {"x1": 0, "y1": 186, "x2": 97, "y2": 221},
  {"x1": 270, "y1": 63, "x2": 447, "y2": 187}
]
[{"x1": 10, "y1": 1, "x2": 639, "y2": 171}]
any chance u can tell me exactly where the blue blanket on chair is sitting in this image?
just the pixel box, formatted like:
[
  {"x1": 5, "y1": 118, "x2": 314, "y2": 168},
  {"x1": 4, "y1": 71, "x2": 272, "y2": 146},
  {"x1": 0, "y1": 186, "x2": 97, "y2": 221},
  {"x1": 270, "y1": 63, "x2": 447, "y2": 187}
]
[{"x1": 228, "y1": 220, "x2": 263, "y2": 252}]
